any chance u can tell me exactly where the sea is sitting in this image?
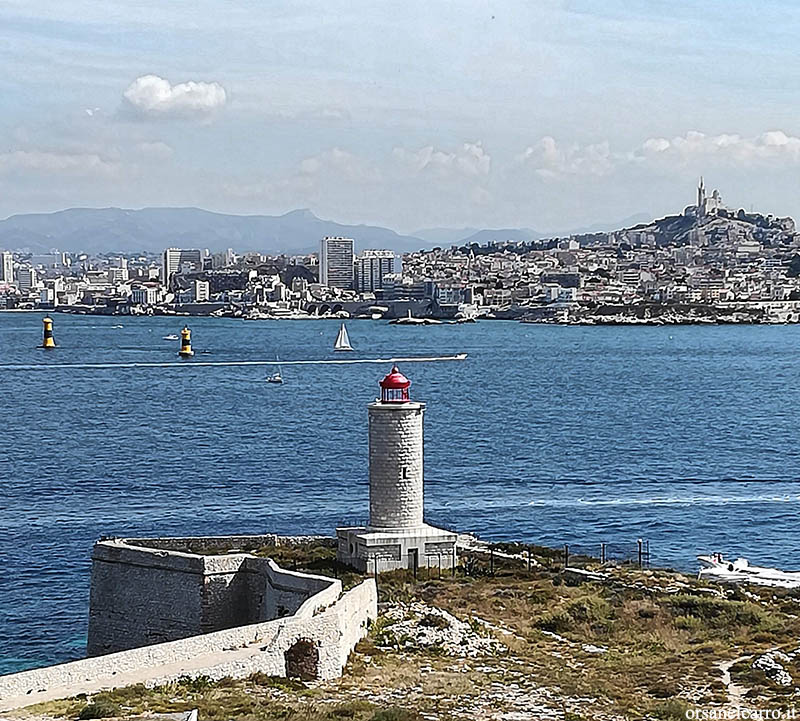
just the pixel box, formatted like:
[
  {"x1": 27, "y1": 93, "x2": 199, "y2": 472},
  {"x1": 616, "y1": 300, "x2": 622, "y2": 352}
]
[{"x1": 2, "y1": 313, "x2": 800, "y2": 675}]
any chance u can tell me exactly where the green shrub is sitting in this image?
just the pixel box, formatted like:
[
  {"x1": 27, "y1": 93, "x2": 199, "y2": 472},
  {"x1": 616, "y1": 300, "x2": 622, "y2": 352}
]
[
  {"x1": 369, "y1": 708, "x2": 421, "y2": 721},
  {"x1": 564, "y1": 596, "x2": 612, "y2": 623},
  {"x1": 650, "y1": 698, "x2": 691, "y2": 720},
  {"x1": 666, "y1": 595, "x2": 765, "y2": 628},
  {"x1": 537, "y1": 595, "x2": 613, "y2": 633},
  {"x1": 329, "y1": 700, "x2": 375, "y2": 718},
  {"x1": 674, "y1": 614, "x2": 704, "y2": 631},
  {"x1": 176, "y1": 675, "x2": 212, "y2": 692},
  {"x1": 78, "y1": 699, "x2": 120, "y2": 719}
]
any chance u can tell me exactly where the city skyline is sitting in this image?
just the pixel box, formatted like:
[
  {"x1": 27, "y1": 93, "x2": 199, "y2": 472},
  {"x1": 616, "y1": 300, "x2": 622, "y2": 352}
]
[{"x1": 5, "y1": 1, "x2": 800, "y2": 232}]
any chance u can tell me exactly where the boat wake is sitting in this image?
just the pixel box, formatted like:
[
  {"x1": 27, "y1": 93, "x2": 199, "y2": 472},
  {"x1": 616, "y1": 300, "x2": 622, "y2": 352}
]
[
  {"x1": 528, "y1": 494, "x2": 800, "y2": 508},
  {"x1": 0, "y1": 354, "x2": 468, "y2": 371}
]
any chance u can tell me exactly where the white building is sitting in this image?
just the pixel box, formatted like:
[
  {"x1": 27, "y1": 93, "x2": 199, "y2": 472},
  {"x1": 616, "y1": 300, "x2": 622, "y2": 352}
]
[
  {"x1": 319, "y1": 237, "x2": 355, "y2": 289},
  {"x1": 193, "y1": 279, "x2": 210, "y2": 302},
  {"x1": 0, "y1": 251, "x2": 13, "y2": 283},
  {"x1": 162, "y1": 248, "x2": 204, "y2": 286},
  {"x1": 355, "y1": 249, "x2": 395, "y2": 292},
  {"x1": 131, "y1": 284, "x2": 162, "y2": 306}
]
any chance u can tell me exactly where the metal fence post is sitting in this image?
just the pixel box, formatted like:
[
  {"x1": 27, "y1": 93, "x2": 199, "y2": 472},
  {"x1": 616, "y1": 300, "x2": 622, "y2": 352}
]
[
  {"x1": 601, "y1": 543, "x2": 606, "y2": 564},
  {"x1": 637, "y1": 539, "x2": 643, "y2": 569}
]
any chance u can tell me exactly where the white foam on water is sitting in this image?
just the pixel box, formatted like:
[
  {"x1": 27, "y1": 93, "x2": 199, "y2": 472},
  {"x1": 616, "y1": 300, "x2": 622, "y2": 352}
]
[
  {"x1": 527, "y1": 494, "x2": 800, "y2": 508},
  {"x1": 0, "y1": 354, "x2": 467, "y2": 371}
]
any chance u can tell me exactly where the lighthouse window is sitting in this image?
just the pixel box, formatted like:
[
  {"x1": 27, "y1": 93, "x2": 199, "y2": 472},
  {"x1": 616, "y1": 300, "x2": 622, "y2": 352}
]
[{"x1": 402, "y1": 467, "x2": 408, "y2": 479}]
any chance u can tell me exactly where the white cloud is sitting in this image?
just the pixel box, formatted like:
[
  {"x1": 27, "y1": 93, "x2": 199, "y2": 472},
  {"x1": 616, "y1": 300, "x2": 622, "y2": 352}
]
[
  {"x1": 297, "y1": 147, "x2": 380, "y2": 183},
  {"x1": 516, "y1": 136, "x2": 613, "y2": 179},
  {"x1": 135, "y1": 141, "x2": 174, "y2": 159},
  {"x1": 0, "y1": 150, "x2": 118, "y2": 175},
  {"x1": 513, "y1": 129, "x2": 800, "y2": 182},
  {"x1": 392, "y1": 141, "x2": 491, "y2": 177},
  {"x1": 636, "y1": 130, "x2": 800, "y2": 165},
  {"x1": 121, "y1": 75, "x2": 227, "y2": 118}
]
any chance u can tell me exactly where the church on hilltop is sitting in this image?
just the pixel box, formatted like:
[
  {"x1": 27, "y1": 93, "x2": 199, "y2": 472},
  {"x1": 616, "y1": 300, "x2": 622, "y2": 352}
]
[{"x1": 686, "y1": 176, "x2": 726, "y2": 218}]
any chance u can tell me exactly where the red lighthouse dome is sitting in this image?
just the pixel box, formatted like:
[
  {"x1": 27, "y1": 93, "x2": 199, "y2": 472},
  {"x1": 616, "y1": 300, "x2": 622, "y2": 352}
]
[{"x1": 379, "y1": 365, "x2": 411, "y2": 403}]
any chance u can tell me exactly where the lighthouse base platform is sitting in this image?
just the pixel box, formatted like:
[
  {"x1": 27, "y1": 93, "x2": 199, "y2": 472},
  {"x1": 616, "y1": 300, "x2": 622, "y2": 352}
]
[{"x1": 336, "y1": 524, "x2": 457, "y2": 574}]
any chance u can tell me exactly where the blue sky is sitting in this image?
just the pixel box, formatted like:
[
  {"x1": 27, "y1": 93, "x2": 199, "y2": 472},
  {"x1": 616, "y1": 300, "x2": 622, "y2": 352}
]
[{"x1": 2, "y1": 0, "x2": 800, "y2": 232}]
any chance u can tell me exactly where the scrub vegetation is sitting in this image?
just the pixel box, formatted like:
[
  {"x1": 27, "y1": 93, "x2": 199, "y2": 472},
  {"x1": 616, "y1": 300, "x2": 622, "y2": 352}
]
[{"x1": 21, "y1": 545, "x2": 800, "y2": 721}]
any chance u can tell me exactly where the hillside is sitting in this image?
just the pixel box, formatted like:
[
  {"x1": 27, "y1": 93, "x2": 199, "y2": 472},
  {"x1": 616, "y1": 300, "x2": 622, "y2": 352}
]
[
  {"x1": 0, "y1": 207, "x2": 660, "y2": 256},
  {"x1": 0, "y1": 208, "x2": 430, "y2": 256}
]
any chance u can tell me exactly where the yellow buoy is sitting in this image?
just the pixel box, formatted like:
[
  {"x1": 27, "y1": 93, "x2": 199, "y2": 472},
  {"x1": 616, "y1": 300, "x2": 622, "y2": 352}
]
[
  {"x1": 178, "y1": 325, "x2": 194, "y2": 357},
  {"x1": 41, "y1": 316, "x2": 56, "y2": 349}
]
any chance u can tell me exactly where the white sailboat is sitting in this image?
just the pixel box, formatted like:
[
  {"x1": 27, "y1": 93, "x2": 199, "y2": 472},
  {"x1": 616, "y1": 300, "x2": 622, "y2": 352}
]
[{"x1": 334, "y1": 322, "x2": 354, "y2": 352}]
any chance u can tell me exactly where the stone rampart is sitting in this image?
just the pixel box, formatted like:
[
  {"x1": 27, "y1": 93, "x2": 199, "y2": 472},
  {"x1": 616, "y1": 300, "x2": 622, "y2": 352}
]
[
  {"x1": 87, "y1": 538, "x2": 340, "y2": 656},
  {"x1": 0, "y1": 580, "x2": 377, "y2": 711}
]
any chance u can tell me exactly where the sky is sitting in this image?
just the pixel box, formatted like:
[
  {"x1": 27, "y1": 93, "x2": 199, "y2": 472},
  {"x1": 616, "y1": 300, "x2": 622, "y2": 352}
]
[{"x1": 3, "y1": 0, "x2": 800, "y2": 233}]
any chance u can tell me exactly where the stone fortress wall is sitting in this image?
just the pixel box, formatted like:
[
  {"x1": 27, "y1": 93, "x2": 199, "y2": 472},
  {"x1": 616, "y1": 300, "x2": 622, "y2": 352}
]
[
  {"x1": 0, "y1": 535, "x2": 377, "y2": 712},
  {"x1": 88, "y1": 536, "x2": 338, "y2": 655}
]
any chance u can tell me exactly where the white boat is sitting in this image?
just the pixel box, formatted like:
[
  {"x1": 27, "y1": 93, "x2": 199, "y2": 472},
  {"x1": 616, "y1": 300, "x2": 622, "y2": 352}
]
[
  {"x1": 163, "y1": 334, "x2": 179, "y2": 340},
  {"x1": 697, "y1": 553, "x2": 800, "y2": 589},
  {"x1": 334, "y1": 322, "x2": 353, "y2": 352},
  {"x1": 267, "y1": 355, "x2": 283, "y2": 383}
]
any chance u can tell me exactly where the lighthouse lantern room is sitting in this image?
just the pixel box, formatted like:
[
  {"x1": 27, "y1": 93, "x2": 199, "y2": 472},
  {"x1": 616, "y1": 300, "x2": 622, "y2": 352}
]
[{"x1": 379, "y1": 365, "x2": 410, "y2": 403}]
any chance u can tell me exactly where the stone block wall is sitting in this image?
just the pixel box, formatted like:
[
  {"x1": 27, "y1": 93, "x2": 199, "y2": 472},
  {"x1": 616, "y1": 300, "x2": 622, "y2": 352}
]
[
  {"x1": 87, "y1": 538, "x2": 341, "y2": 657},
  {"x1": 0, "y1": 579, "x2": 377, "y2": 712},
  {"x1": 88, "y1": 541, "x2": 208, "y2": 654},
  {"x1": 368, "y1": 402, "x2": 425, "y2": 529}
]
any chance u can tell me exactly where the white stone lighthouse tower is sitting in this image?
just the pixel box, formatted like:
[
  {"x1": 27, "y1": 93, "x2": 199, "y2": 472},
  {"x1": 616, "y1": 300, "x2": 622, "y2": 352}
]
[{"x1": 337, "y1": 366, "x2": 457, "y2": 573}]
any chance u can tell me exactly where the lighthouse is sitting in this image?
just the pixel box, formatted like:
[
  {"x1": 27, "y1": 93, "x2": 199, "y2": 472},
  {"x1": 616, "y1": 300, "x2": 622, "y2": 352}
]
[{"x1": 337, "y1": 366, "x2": 457, "y2": 573}]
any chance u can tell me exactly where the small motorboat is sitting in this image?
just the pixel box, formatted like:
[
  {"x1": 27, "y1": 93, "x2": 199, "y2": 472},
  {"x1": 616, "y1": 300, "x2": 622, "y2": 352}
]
[
  {"x1": 163, "y1": 334, "x2": 179, "y2": 340},
  {"x1": 697, "y1": 553, "x2": 800, "y2": 589},
  {"x1": 267, "y1": 356, "x2": 283, "y2": 383}
]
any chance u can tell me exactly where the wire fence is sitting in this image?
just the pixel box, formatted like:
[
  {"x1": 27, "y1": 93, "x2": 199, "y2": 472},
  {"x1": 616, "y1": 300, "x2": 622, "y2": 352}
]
[{"x1": 456, "y1": 538, "x2": 651, "y2": 578}]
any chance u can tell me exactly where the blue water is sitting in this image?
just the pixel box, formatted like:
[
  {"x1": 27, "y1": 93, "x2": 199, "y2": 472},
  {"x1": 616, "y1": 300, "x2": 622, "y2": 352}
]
[{"x1": 2, "y1": 314, "x2": 800, "y2": 675}]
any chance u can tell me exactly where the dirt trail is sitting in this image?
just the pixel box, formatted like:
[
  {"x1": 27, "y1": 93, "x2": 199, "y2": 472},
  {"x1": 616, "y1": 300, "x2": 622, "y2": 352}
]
[{"x1": 717, "y1": 655, "x2": 751, "y2": 707}]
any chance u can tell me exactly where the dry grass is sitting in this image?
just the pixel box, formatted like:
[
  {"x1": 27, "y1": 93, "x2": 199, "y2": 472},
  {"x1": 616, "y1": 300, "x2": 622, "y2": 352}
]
[{"x1": 21, "y1": 548, "x2": 800, "y2": 721}]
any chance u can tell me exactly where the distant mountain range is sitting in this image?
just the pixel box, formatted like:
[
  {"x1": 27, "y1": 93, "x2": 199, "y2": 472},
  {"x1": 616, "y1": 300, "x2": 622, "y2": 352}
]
[
  {"x1": 0, "y1": 207, "x2": 652, "y2": 255},
  {"x1": 0, "y1": 207, "x2": 428, "y2": 256}
]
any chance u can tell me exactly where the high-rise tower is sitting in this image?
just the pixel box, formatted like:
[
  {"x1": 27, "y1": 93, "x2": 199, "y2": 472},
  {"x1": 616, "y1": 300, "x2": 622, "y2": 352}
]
[{"x1": 337, "y1": 366, "x2": 457, "y2": 573}]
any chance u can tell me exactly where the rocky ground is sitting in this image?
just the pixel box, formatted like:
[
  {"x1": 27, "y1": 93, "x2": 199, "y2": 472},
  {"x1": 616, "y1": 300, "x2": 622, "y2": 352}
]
[{"x1": 8, "y1": 546, "x2": 800, "y2": 721}]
